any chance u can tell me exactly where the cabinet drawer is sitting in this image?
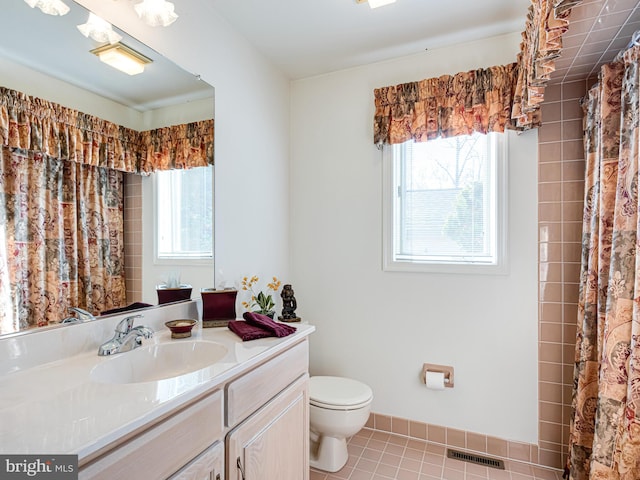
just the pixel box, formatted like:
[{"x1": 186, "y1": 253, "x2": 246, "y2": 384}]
[
  {"x1": 80, "y1": 389, "x2": 224, "y2": 480},
  {"x1": 226, "y1": 339, "x2": 308, "y2": 426},
  {"x1": 169, "y1": 441, "x2": 224, "y2": 480}
]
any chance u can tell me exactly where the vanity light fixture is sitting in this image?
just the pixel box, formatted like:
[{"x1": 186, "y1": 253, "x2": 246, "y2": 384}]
[
  {"x1": 355, "y1": 0, "x2": 396, "y2": 8},
  {"x1": 77, "y1": 13, "x2": 122, "y2": 44},
  {"x1": 23, "y1": 0, "x2": 70, "y2": 16},
  {"x1": 91, "y1": 43, "x2": 152, "y2": 76},
  {"x1": 134, "y1": 0, "x2": 178, "y2": 27}
]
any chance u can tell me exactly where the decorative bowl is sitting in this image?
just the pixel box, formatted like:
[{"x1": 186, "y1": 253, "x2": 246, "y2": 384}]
[{"x1": 165, "y1": 319, "x2": 197, "y2": 339}]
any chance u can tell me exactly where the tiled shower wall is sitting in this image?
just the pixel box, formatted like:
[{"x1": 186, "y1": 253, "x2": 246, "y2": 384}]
[
  {"x1": 123, "y1": 174, "x2": 143, "y2": 303},
  {"x1": 537, "y1": 79, "x2": 588, "y2": 469}
]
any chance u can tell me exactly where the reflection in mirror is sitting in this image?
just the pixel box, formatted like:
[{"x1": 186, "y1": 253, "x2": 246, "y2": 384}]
[{"x1": 0, "y1": 0, "x2": 214, "y2": 336}]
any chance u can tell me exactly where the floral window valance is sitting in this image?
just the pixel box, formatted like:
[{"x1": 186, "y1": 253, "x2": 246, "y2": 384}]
[
  {"x1": 374, "y1": 63, "x2": 518, "y2": 146},
  {"x1": 373, "y1": 0, "x2": 583, "y2": 146},
  {"x1": 0, "y1": 86, "x2": 213, "y2": 173}
]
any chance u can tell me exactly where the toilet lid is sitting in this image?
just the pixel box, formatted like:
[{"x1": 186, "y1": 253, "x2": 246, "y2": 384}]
[{"x1": 309, "y1": 376, "x2": 373, "y2": 409}]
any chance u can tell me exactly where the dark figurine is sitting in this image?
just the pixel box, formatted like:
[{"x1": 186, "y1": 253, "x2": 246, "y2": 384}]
[{"x1": 279, "y1": 284, "x2": 301, "y2": 322}]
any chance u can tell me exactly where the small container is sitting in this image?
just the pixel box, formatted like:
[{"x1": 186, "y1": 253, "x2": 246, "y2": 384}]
[
  {"x1": 156, "y1": 284, "x2": 193, "y2": 305},
  {"x1": 201, "y1": 288, "x2": 237, "y2": 327},
  {"x1": 165, "y1": 319, "x2": 197, "y2": 338}
]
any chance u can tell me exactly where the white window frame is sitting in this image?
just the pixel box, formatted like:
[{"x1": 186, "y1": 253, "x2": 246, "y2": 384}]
[
  {"x1": 153, "y1": 166, "x2": 214, "y2": 266},
  {"x1": 382, "y1": 133, "x2": 508, "y2": 275}
]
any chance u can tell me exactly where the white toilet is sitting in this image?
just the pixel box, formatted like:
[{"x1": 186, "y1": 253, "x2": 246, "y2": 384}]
[{"x1": 309, "y1": 376, "x2": 373, "y2": 472}]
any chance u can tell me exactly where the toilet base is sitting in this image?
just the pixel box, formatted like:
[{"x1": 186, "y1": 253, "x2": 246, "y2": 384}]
[{"x1": 309, "y1": 435, "x2": 349, "y2": 473}]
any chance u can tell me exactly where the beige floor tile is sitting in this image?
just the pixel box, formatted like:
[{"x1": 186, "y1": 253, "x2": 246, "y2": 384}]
[{"x1": 309, "y1": 428, "x2": 565, "y2": 480}]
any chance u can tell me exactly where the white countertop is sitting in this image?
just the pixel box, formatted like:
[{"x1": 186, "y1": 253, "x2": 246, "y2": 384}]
[{"x1": 0, "y1": 308, "x2": 314, "y2": 460}]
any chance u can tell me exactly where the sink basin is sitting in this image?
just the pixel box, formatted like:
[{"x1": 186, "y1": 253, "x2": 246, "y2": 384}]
[{"x1": 90, "y1": 341, "x2": 229, "y2": 384}]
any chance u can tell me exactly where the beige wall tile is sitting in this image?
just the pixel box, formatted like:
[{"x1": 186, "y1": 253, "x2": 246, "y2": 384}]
[
  {"x1": 539, "y1": 182, "x2": 563, "y2": 202},
  {"x1": 540, "y1": 322, "x2": 563, "y2": 342},
  {"x1": 539, "y1": 362, "x2": 563, "y2": 383},
  {"x1": 392, "y1": 417, "x2": 409, "y2": 436},
  {"x1": 466, "y1": 432, "x2": 487, "y2": 453},
  {"x1": 375, "y1": 414, "x2": 391, "y2": 432},
  {"x1": 539, "y1": 203, "x2": 563, "y2": 222},
  {"x1": 409, "y1": 421, "x2": 427, "y2": 440},
  {"x1": 539, "y1": 162, "x2": 563, "y2": 182},
  {"x1": 539, "y1": 142, "x2": 562, "y2": 162},
  {"x1": 446, "y1": 428, "x2": 465, "y2": 448},
  {"x1": 428, "y1": 425, "x2": 446, "y2": 444},
  {"x1": 539, "y1": 122, "x2": 562, "y2": 142},
  {"x1": 540, "y1": 303, "x2": 563, "y2": 323},
  {"x1": 540, "y1": 401, "x2": 564, "y2": 424},
  {"x1": 539, "y1": 381, "x2": 563, "y2": 404},
  {"x1": 562, "y1": 119, "x2": 583, "y2": 140},
  {"x1": 508, "y1": 441, "x2": 531, "y2": 462},
  {"x1": 540, "y1": 342, "x2": 563, "y2": 363},
  {"x1": 541, "y1": 101, "x2": 562, "y2": 122},
  {"x1": 487, "y1": 437, "x2": 508, "y2": 458}
]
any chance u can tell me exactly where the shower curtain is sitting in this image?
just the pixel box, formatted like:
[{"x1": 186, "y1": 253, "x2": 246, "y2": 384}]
[{"x1": 568, "y1": 43, "x2": 640, "y2": 480}]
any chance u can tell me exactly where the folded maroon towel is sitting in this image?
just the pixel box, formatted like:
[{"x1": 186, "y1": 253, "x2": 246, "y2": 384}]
[
  {"x1": 243, "y1": 312, "x2": 296, "y2": 337},
  {"x1": 228, "y1": 320, "x2": 274, "y2": 341}
]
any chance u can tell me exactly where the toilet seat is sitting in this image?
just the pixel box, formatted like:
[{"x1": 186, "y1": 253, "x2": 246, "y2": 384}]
[{"x1": 309, "y1": 376, "x2": 373, "y2": 411}]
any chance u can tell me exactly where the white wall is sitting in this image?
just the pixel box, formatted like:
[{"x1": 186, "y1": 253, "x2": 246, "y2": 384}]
[
  {"x1": 77, "y1": 0, "x2": 293, "y2": 304},
  {"x1": 0, "y1": 57, "x2": 142, "y2": 129},
  {"x1": 290, "y1": 33, "x2": 539, "y2": 444}
]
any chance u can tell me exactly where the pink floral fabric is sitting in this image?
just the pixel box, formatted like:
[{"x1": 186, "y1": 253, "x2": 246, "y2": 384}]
[
  {"x1": 373, "y1": 64, "x2": 518, "y2": 145},
  {"x1": 0, "y1": 86, "x2": 214, "y2": 173},
  {"x1": 569, "y1": 44, "x2": 640, "y2": 480},
  {"x1": 511, "y1": 0, "x2": 583, "y2": 130},
  {"x1": 373, "y1": 0, "x2": 583, "y2": 145},
  {"x1": 0, "y1": 147, "x2": 126, "y2": 333}
]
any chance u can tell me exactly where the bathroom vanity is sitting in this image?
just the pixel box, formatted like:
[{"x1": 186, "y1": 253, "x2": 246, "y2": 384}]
[{"x1": 0, "y1": 301, "x2": 314, "y2": 480}]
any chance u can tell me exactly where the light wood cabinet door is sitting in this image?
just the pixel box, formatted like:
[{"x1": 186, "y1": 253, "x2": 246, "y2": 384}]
[
  {"x1": 227, "y1": 375, "x2": 309, "y2": 480},
  {"x1": 169, "y1": 441, "x2": 224, "y2": 480}
]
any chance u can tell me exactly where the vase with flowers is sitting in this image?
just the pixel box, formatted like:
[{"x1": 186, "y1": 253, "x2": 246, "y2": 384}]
[{"x1": 241, "y1": 275, "x2": 282, "y2": 318}]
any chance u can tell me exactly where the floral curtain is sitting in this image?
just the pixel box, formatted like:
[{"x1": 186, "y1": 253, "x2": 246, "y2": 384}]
[
  {"x1": 568, "y1": 44, "x2": 640, "y2": 480},
  {"x1": 0, "y1": 147, "x2": 125, "y2": 333},
  {"x1": 373, "y1": 63, "x2": 518, "y2": 146},
  {"x1": 0, "y1": 86, "x2": 214, "y2": 173}
]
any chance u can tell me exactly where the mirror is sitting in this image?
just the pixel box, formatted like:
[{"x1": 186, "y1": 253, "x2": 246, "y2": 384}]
[{"x1": 0, "y1": 0, "x2": 215, "y2": 336}]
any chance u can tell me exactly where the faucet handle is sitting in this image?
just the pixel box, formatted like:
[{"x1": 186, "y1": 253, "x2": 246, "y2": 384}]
[
  {"x1": 68, "y1": 307, "x2": 95, "y2": 321},
  {"x1": 115, "y1": 314, "x2": 144, "y2": 334}
]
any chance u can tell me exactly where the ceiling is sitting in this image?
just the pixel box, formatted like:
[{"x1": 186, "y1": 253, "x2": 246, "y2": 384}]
[
  {"x1": 553, "y1": 0, "x2": 640, "y2": 83},
  {"x1": 210, "y1": 0, "x2": 531, "y2": 79},
  {"x1": 208, "y1": 0, "x2": 640, "y2": 82}
]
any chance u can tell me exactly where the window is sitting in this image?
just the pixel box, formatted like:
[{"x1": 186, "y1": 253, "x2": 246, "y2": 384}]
[
  {"x1": 383, "y1": 132, "x2": 507, "y2": 274},
  {"x1": 155, "y1": 166, "x2": 213, "y2": 261}
]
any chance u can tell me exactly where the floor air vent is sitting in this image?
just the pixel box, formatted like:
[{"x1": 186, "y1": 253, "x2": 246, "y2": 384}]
[{"x1": 446, "y1": 449, "x2": 505, "y2": 470}]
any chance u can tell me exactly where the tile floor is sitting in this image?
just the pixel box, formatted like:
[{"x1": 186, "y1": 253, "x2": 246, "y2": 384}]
[{"x1": 310, "y1": 428, "x2": 565, "y2": 480}]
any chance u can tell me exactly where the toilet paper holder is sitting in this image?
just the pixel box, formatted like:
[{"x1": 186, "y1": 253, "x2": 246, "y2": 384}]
[{"x1": 421, "y1": 363, "x2": 454, "y2": 388}]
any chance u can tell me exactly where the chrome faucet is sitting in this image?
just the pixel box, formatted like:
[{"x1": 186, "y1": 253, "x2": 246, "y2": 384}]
[
  {"x1": 61, "y1": 306, "x2": 96, "y2": 324},
  {"x1": 98, "y1": 314, "x2": 154, "y2": 356},
  {"x1": 69, "y1": 307, "x2": 96, "y2": 321}
]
